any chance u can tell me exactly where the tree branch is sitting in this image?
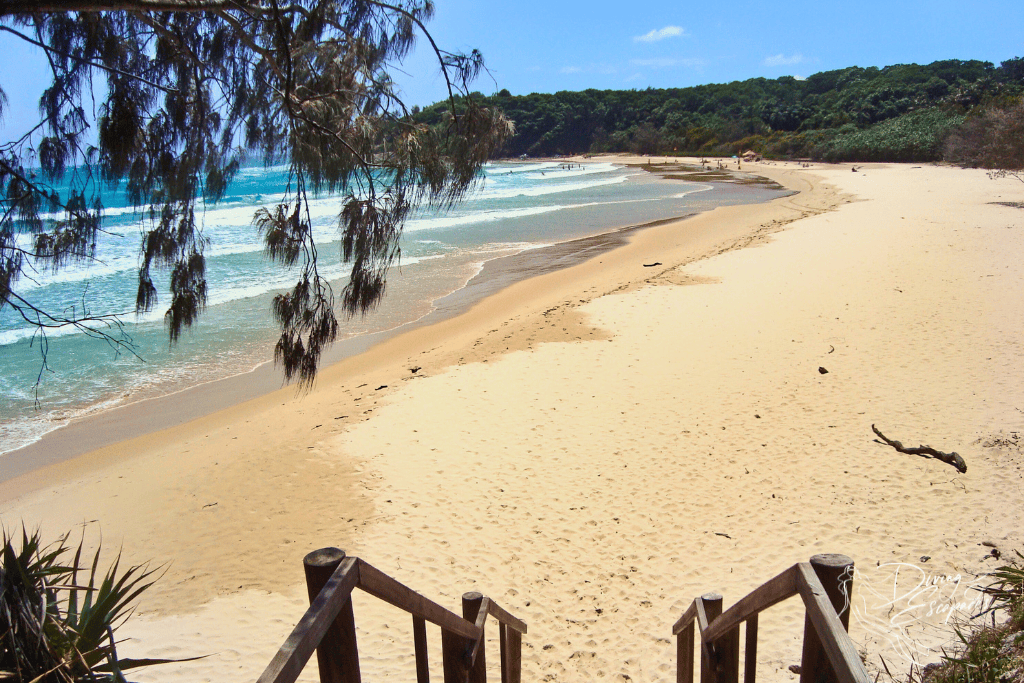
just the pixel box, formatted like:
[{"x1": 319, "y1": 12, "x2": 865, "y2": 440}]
[
  {"x1": 871, "y1": 424, "x2": 968, "y2": 474},
  {"x1": 366, "y1": 0, "x2": 458, "y2": 107},
  {"x1": 2, "y1": 0, "x2": 508, "y2": 390},
  {"x1": 211, "y1": 8, "x2": 286, "y2": 82},
  {"x1": 1, "y1": 0, "x2": 253, "y2": 14},
  {"x1": 0, "y1": 25, "x2": 177, "y2": 94},
  {"x1": 0, "y1": 157, "x2": 102, "y2": 231}
]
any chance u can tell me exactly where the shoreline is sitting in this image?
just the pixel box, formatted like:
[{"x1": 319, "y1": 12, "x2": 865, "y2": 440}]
[
  {"x1": 0, "y1": 162, "x2": 783, "y2": 484},
  {"x1": 0, "y1": 154, "x2": 833, "y2": 563},
  {"x1": 4, "y1": 158, "x2": 1020, "y2": 682}
]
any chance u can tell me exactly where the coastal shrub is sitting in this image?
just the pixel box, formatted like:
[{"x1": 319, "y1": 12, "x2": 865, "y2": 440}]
[
  {"x1": 813, "y1": 108, "x2": 966, "y2": 162},
  {"x1": 906, "y1": 551, "x2": 1024, "y2": 683},
  {"x1": 0, "y1": 527, "x2": 182, "y2": 682},
  {"x1": 731, "y1": 134, "x2": 771, "y2": 155},
  {"x1": 944, "y1": 98, "x2": 1024, "y2": 173},
  {"x1": 763, "y1": 129, "x2": 838, "y2": 159}
]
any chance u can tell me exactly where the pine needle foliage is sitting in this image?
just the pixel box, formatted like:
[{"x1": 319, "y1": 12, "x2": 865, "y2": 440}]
[{"x1": 1, "y1": 0, "x2": 513, "y2": 387}]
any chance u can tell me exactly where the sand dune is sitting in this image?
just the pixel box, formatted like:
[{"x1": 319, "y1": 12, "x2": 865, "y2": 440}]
[{"x1": 2, "y1": 159, "x2": 1022, "y2": 683}]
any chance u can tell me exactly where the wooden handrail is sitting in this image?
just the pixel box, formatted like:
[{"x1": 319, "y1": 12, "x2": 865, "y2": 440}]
[
  {"x1": 468, "y1": 596, "x2": 492, "y2": 665},
  {"x1": 701, "y1": 564, "x2": 799, "y2": 644},
  {"x1": 694, "y1": 596, "x2": 714, "y2": 666},
  {"x1": 356, "y1": 559, "x2": 481, "y2": 640},
  {"x1": 486, "y1": 596, "x2": 528, "y2": 634},
  {"x1": 674, "y1": 554, "x2": 871, "y2": 683},
  {"x1": 257, "y1": 557, "x2": 360, "y2": 683},
  {"x1": 672, "y1": 599, "x2": 698, "y2": 636},
  {"x1": 795, "y1": 563, "x2": 866, "y2": 683},
  {"x1": 465, "y1": 594, "x2": 529, "y2": 667},
  {"x1": 257, "y1": 550, "x2": 527, "y2": 683}
]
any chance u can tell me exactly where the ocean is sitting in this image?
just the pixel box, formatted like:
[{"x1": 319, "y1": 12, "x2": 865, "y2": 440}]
[{"x1": 0, "y1": 160, "x2": 786, "y2": 459}]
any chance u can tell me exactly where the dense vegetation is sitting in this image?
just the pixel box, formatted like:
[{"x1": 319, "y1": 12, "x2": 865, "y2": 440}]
[
  {"x1": 945, "y1": 98, "x2": 1024, "y2": 178},
  {"x1": 914, "y1": 551, "x2": 1024, "y2": 683},
  {"x1": 418, "y1": 58, "x2": 1024, "y2": 163}
]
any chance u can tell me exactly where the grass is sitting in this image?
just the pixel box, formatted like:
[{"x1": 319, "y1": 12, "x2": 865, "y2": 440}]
[{"x1": 908, "y1": 551, "x2": 1024, "y2": 683}]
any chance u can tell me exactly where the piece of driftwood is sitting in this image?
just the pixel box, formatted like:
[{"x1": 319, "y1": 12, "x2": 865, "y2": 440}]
[{"x1": 871, "y1": 425, "x2": 967, "y2": 473}]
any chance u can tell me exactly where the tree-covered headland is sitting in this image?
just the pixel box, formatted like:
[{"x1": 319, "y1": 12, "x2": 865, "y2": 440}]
[{"x1": 418, "y1": 58, "x2": 1024, "y2": 164}]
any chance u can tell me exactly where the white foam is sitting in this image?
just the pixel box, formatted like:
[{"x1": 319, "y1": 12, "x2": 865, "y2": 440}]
[
  {"x1": 673, "y1": 184, "x2": 714, "y2": 198},
  {"x1": 0, "y1": 251, "x2": 450, "y2": 348},
  {"x1": 405, "y1": 204, "x2": 572, "y2": 232},
  {"x1": 472, "y1": 171, "x2": 632, "y2": 202}
]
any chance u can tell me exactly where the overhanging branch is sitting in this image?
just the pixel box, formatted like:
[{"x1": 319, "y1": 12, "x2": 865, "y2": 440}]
[
  {"x1": 0, "y1": 25, "x2": 177, "y2": 94},
  {"x1": 1, "y1": 0, "x2": 255, "y2": 13},
  {"x1": 1, "y1": 0, "x2": 510, "y2": 390}
]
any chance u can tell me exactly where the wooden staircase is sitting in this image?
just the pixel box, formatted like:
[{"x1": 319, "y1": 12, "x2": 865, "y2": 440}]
[
  {"x1": 256, "y1": 548, "x2": 525, "y2": 683},
  {"x1": 256, "y1": 550, "x2": 869, "y2": 683},
  {"x1": 674, "y1": 554, "x2": 870, "y2": 683}
]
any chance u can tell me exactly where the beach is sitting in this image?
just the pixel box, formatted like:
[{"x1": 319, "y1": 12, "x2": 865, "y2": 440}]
[{"x1": 1, "y1": 158, "x2": 1023, "y2": 682}]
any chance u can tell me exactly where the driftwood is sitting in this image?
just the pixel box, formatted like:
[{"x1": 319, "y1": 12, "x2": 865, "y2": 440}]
[{"x1": 871, "y1": 425, "x2": 967, "y2": 473}]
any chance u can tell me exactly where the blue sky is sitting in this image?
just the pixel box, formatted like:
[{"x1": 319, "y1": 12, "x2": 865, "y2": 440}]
[
  {"x1": 395, "y1": 0, "x2": 1024, "y2": 104},
  {"x1": 2, "y1": 0, "x2": 1023, "y2": 135}
]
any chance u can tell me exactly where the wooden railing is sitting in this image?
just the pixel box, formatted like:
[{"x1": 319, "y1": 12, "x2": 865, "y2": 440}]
[
  {"x1": 256, "y1": 548, "x2": 527, "y2": 683},
  {"x1": 673, "y1": 554, "x2": 870, "y2": 683}
]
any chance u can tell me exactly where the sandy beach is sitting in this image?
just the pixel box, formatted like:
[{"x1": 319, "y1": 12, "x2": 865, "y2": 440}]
[{"x1": 1, "y1": 158, "x2": 1023, "y2": 682}]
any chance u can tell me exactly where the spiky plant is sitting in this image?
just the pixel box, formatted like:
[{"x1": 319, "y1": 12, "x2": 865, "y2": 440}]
[
  {"x1": 0, "y1": 527, "x2": 187, "y2": 682},
  {"x1": 977, "y1": 550, "x2": 1024, "y2": 626}
]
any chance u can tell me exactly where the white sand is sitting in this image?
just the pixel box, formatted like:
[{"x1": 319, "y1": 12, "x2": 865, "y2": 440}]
[{"x1": 2, "y1": 160, "x2": 1022, "y2": 683}]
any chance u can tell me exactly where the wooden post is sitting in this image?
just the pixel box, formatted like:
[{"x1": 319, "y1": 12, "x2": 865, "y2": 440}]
[
  {"x1": 413, "y1": 615, "x2": 429, "y2": 683},
  {"x1": 463, "y1": 592, "x2": 487, "y2": 683},
  {"x1": 678, "y1": 622, "x2": 695, "y2": 683},
  {"x1": 744, "y1": 615, "x2": 758, "y2": 683},
  {"x1": 800, "y1": 554, "x2": 854, "y2": 683},
  {"x1": 700, "y1": 593, "x2": 722, "y2": 683},
  {"x1": 303, "y1": 548, "x2": 362, "y2": 683},
  {"x1": 504, "y1": 624, "x2": 522, "y2": 683},
  {"x1": 700, "y1": 593, "x2": 740, "y2": 683},
  {"x1": 442, "y1": 628, "x2": 472, "y2": 683},
  {"x1": 499, "y1": 623, "x2": 508, "y2": 683},
  {"x1": 717, "y1": 602, "x2": 741, "y2": 683}
]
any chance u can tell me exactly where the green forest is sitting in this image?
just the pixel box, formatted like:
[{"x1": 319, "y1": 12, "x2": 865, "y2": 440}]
[{"x1": 416, "y1": 58, "x2": 1024, "y2": 163}]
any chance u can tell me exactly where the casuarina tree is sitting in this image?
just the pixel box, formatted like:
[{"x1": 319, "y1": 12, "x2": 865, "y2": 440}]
[{"x1": 0, "y1": 0, "x2": 513, "y2": 386}]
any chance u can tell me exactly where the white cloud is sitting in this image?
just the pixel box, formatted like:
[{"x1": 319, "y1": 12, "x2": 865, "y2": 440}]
[
  {"x1": 634, "y1": 26, "x2": 685, "y2": 43},
  {"x1": 630, "y1": 57, "x2": 705, "y2": 69},
  {"x1": 763, "y1": 53, "x2": 804, "y2": 67},
  {"x1": 558, "y1": 64, "x2": 620, "y2": 76}
]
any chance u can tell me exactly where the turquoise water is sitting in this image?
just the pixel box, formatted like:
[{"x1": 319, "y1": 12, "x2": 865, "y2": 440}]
[{"x1": 0, "y1": 161, "x2": 784, "y2": 456}]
